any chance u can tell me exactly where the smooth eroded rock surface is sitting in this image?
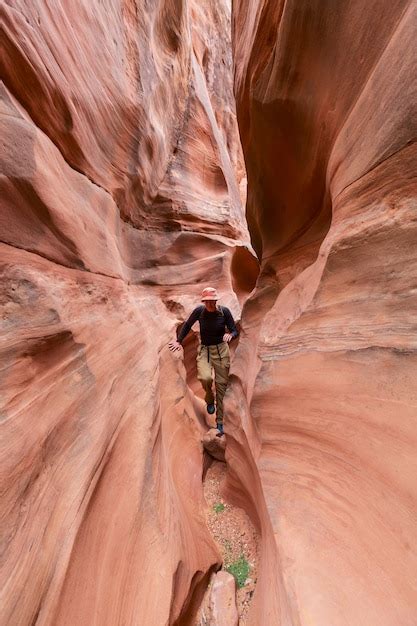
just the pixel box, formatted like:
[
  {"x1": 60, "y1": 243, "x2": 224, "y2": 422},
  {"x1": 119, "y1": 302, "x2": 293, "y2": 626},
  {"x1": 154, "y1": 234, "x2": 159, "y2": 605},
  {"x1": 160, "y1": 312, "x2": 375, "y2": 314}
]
[
  {"x1": 202, "y1": 428, "x2": 227, "y2": 462},
  {"x1": 209, "y1": 571, "x2": 239, "y2": 626},
  {"x1": 2, "y1": 0, "x2": 416, "y2": 625},
  {"x1": 226, "y1": 1, "x2": 417, "y2": 625},
  {"x1": 0, "y1": 2, "x2": 255, "y2": 624}
]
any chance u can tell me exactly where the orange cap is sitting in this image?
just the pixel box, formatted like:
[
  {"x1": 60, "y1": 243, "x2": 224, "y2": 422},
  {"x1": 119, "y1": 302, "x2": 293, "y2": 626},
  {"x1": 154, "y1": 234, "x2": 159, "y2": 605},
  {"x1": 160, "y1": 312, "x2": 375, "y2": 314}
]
[{"x1": 201, "y1": 287, "x2": 219, "y2": 301}]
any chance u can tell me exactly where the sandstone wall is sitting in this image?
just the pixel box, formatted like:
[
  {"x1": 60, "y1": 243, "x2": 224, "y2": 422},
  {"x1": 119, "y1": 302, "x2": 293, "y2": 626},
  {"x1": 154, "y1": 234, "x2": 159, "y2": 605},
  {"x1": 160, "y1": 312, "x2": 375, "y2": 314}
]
[
  {"x1": 228, "y1": 1, "x2": 417, "y2": 624},
  {"x1": 2, "y1": 1, "x2": 416, "y2": 624},
  {"x1": 0, "y1": 2, "x2": 256, "y2": 624}
]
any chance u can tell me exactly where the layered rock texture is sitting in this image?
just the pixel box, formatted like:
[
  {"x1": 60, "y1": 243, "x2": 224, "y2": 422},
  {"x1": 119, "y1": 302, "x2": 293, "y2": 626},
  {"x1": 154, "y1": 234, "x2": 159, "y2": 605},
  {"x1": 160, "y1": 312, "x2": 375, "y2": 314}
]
[
  {"x1": 2, "y1": 0, "x2": 417, "y2": 625},
  {"x1": 227, "y1": 0, "x2": 417, "y2": 624},
  {"x1": 1, "y1": 2, "x2": 256, "y2": 624}
]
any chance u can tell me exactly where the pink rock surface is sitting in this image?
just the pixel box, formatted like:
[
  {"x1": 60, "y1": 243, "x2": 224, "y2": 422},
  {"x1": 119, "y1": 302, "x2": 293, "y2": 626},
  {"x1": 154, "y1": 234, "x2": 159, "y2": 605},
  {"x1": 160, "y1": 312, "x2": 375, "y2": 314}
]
[
  {"x1": 0, "y1": 2, "x2": 256, "y2": 625},
  {"x1": 227, "y1": 1, "x2": 417, "y2": 625},
  {"x1": 2, "y1": 0, "x2": 416, "y2": 624},
  {"x1": 209, "y1": 571, "x2": 238, "y2": 626},
  {"x1": 202, "y1": 428, "x2": 227, "y2": 462}
]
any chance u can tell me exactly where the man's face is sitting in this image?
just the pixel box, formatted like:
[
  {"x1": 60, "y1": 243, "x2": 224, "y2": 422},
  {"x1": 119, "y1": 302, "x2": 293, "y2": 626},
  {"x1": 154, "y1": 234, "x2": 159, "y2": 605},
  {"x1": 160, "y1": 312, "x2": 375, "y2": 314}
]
[{"x1": 204, "y1": 300, "x2": 217, "y2": 311}]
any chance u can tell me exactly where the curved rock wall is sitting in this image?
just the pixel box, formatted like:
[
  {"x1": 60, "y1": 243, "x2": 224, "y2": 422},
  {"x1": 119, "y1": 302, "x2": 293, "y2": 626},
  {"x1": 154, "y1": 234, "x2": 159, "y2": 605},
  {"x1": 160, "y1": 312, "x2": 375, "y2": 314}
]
[
  {"x1": 229, "y1": 1, "x2": 417, "y2": 624},
  {"x1": 2, "y1": 0, "x2": 416, "y2": 624},
  {"x1": 0, "y1": 2, "x2": 256, "y2": 624}
]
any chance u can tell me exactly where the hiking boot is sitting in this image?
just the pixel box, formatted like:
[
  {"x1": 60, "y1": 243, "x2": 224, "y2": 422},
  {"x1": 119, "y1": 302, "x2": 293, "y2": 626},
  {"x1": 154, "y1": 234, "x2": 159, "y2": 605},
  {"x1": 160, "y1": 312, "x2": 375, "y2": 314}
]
[
  {"x1": 216, "y1": 422, "x2": 224, "y2": 437},
  {"x1": 207, "y1": 403, "x2": 215, "y2": 414}
]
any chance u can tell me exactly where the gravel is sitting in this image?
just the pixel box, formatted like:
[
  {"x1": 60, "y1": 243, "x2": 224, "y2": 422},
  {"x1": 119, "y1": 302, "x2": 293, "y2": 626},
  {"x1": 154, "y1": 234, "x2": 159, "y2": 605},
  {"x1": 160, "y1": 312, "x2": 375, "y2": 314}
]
[{"x1": 202, "y1": 461, "x2": 259, "y2": 623}]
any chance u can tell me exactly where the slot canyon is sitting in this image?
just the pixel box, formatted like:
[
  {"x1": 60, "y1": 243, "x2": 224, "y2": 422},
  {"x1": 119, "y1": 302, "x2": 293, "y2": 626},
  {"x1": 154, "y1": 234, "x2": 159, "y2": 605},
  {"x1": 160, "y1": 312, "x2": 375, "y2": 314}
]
[{"x1": 1, "y1": 0, "x2": 416, "y2": 625}]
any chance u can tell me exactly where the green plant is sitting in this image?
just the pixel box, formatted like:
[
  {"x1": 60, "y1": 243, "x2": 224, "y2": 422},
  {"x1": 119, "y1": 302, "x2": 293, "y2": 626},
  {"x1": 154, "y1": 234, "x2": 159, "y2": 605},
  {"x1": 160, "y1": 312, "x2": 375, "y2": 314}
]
[
  {"x1": 226, "y1": 555, "x2": 250, "y2": 588},
  {"x1": 213, "y1": 502, "x2": 225, "y2": 513}
]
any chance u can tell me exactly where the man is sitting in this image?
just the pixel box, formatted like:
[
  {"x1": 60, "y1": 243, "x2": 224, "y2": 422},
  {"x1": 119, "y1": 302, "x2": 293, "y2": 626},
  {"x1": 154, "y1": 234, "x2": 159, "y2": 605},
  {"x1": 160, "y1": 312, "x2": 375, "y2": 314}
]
[{"x1": 168, "y1": 287, "x2": 238, "y2": 436}]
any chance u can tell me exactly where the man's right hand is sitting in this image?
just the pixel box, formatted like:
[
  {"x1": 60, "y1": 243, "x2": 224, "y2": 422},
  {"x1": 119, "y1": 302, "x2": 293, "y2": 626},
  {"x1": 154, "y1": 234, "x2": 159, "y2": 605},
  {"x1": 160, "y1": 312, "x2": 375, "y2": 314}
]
[{"x1": 168, "y1": 340, "x2": 183, "y2": 352}]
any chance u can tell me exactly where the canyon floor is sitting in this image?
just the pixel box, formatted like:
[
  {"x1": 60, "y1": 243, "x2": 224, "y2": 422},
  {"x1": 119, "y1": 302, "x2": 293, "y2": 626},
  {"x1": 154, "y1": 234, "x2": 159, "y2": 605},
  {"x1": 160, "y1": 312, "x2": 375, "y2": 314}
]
[{"x1": 197, "y1": 455, "x2": 260, "y2": 624}]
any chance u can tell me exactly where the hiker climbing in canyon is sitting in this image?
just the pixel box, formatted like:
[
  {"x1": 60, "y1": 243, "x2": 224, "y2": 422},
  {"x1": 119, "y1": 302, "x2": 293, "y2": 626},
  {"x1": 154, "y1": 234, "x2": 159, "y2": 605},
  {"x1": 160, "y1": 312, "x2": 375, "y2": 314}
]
[{"x1": 168, "y1": 287, "x2": 238, "y2": 437}]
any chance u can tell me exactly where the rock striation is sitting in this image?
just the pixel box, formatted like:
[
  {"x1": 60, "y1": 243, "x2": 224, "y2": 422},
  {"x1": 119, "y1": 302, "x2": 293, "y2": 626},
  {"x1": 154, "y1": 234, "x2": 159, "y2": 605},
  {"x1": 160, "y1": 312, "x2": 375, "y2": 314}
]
[
  {"x1": 0, "y1": 2, "x2": 256, "y2": 625},
  {"x1": 227, "y1": 1, "x2": 417, "y2": 624},
  {"x1": 2, "y1": 0, "x2": 416, "y2": 625}
]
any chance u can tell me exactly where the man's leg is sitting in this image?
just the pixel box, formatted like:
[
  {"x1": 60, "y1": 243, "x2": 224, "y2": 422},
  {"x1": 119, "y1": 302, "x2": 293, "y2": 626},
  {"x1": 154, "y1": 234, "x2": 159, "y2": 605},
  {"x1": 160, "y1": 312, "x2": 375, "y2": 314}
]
[
  {"x1": 212, "y1": 343, "x2": 230, "y2": 428},
  {"x1": 197, "y1": 346, "x2": 214, "y2": 406}
]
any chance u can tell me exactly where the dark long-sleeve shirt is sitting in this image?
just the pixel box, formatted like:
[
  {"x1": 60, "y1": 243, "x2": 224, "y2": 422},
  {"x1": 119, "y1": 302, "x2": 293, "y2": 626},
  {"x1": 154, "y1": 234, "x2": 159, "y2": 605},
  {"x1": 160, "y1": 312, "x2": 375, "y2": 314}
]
[{"x1": 177, "y1": 305, "x2": 238, "y2": 346}]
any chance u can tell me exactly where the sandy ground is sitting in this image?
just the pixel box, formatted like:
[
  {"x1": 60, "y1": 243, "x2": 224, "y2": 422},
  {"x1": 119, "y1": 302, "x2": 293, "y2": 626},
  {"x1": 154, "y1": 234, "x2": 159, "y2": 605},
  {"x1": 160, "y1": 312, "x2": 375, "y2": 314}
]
[{"x1": 196, "y1": 460, "x2": 259, "y2": 624}]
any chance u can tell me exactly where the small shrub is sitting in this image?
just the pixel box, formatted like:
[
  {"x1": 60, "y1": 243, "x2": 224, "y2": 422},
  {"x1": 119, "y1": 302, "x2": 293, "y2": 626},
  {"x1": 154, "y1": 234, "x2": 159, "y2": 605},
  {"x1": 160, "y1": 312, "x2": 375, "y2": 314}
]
[
  {"x1": 213, "y1": 502, "x2": 225, "y2": 513},
  {"x1": 226, "y1": 555, "x2": 250, "y2": 588}
]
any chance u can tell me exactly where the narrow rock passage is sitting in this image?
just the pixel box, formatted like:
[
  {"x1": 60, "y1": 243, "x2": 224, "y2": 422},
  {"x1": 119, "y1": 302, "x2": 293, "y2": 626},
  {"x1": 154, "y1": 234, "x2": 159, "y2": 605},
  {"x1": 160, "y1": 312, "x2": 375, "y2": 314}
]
[{"x1": 196, "y1": 455, "x2": 259, "y2": 625}]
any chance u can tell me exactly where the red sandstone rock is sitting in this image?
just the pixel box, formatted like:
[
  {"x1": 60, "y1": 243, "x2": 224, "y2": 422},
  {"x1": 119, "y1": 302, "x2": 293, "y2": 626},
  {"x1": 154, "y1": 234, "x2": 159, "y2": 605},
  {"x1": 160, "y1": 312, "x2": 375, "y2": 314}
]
[
  {"x1": 202, "y1": 428, "x2": 227, "y2": 462},
  {"x1": 228, "y1": 1, "x2": 417, "y2": 625},
  {"x1": 209, "y1": 571, "x2": 238, "y2": 626},
  {"x1": 3, "y1": 0, "x2": 415, "y2": 624},
  {"x1": 0, "y1": 2, "x2": 255, "y2": 625}
]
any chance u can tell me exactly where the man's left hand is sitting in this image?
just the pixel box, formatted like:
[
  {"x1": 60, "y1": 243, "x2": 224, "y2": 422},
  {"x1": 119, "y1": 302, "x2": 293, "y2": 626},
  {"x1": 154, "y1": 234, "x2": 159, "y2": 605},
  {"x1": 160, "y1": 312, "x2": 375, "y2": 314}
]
[{"x1": 223, "y1": 333, "x2": 233, "y2": 343}]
